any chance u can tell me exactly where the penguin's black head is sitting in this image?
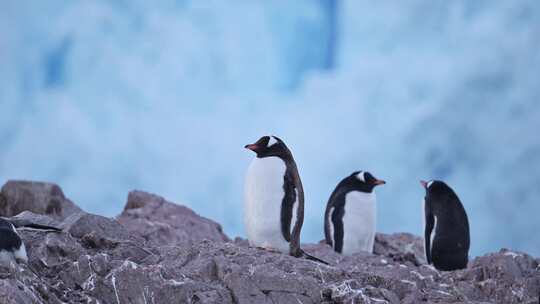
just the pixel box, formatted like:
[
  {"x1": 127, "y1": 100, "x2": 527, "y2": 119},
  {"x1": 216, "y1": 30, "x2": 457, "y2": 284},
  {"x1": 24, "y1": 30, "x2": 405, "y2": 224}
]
[
  {"x1": 348, "y1": 171, "x2": 386, "y2": 193},
  {"x1": 421, "y1": 180, "x2": 452, "y2": 197},
  {"x1": 244, "y1": 135, "x2": 291, "y2": 159}
]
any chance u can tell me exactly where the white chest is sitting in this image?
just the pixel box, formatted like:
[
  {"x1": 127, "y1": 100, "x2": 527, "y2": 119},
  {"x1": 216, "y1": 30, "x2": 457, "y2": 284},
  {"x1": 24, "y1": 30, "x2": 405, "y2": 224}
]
[
  {"x1": 244, "y1": 157, "x2": 290, "y2": 252},
  {"x1": 341, "y1": 191, "x2": 377, "y2": 255}
]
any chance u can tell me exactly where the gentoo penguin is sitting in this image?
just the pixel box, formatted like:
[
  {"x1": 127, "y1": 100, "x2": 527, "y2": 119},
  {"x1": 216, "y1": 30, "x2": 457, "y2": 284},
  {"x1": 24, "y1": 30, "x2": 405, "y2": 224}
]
[
  {"x1": 324, "y1": 171, "x2": 385, "y2": 255},
  {"x1": 421, "y1": 180, "x2": 470, "y2": 271},
  {"x1": 0, "y1": 218, "x2": 28, "y2": 264},
  {"x1": 244, "y1": 135, "x2": 326, "y2": 263}
]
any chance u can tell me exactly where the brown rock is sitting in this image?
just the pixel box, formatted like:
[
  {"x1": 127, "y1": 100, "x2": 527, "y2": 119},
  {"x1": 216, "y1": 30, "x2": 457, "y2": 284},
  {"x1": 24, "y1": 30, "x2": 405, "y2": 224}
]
[
  {"x1": 7, "y1": 210, "x2": 62, "y2": 229},
  {"x1": 117, "y1": 190, "x2": 229, "y2": 246},
  {"x1": 0, "y1": 181, "x2": 81, "y2": 220},
  {"x1": 0, "y1": 181, "x2": 538, "y2": 304},
  {"x1": 373, "y1": 232, "x2": 426, "y2": 266},
  {"x1": 61, "y1": 212, "x2": 142, "y2": 244}
]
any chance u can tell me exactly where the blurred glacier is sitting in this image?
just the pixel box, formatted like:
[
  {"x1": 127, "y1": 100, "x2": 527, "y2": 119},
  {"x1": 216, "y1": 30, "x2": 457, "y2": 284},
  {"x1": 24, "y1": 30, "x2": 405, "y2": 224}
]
[{"x1": 1, "y1": 0, "x2": 539, "y2": 256}]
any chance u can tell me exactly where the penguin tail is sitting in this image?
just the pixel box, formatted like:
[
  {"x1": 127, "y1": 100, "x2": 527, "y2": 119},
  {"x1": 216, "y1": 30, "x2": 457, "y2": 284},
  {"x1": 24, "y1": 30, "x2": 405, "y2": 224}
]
[{"x1": 300, "y1": 249, "x2": 329, "y2": 265}]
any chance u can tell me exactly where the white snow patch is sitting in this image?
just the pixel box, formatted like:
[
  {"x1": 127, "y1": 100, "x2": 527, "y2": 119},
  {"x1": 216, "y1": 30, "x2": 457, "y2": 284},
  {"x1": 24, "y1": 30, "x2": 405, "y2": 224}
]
[
  {"x1": 36, "y1": 256, "x2": 50, "y2": 269},
  {"x1": 329, "y1": 281, "x2": 368, "y2": 301},
  {"x1": 168, "y1": 279, "x2": 185, "y2": 286},
  {"x1": 511, "y1": 287, "x2": 524, "y2": 300},
  {"x1": 111, "y1": 275, "x2": 121, "y2": 304},
  {"x1": 82, "y1": 273, "x2": 96, "y2": 291},
  {"x1": 316, "y1": 265, "x2": 326, "y2": 283},
  {"x1": 435, "y1": 290, "x2": 452, "y2": 296},
  {"x1": 122, "y1": 260, "x2": 138, "y2": 270},
  {"x1": 248, "y1": 264, "x2": 255, "y2": 276},
  {"x1": 411, "y1": 270, "x2": 433, "y2": 281},
  {"x1": 503, "y1": 251, "x2": 521, "y2": 258},
  {"x1": 421, "y1": 264, "x2": 439, "y2": 273},
  {"x1": 142, "y1": 291, "x2": 148, "y2": 304},
  {"x1": 400, "y1": 280, "x2": 417, "y2": 287},
  {"x1": 439, "y1": 283, "x2": 451, "y2": 288},
  {"x1": 74, "y1": 261, "x2": 80, "y2": 275}
]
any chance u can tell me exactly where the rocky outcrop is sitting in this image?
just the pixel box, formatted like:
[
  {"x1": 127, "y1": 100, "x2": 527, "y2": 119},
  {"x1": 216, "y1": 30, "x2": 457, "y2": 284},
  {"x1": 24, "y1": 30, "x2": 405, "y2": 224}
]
[
  {"x1": 0, "y1": 181, "x2": 81, "y2": 220},
  {"x1": 117, "y1": 190, "x2": 230, "y2": 246},
  {"x1": 0, "y1": 180, "x2": 538, "y2": 303}
]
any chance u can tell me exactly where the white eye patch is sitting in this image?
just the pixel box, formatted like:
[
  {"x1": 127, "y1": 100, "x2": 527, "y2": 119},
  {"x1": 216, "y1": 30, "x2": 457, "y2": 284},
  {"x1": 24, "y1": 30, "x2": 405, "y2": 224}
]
[
  {"x1": 356, "y1": 171, "x2": 366, "y2": 183},
  {"x1": 427, "y1": 180, "x2": 434, "y2": 188},
  {"x1": 267, "y1": 136, "x2": 278, "y2": 147}
]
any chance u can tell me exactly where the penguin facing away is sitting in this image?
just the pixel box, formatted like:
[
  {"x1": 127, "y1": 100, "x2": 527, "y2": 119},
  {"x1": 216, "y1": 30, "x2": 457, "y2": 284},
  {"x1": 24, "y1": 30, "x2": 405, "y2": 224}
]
[
  {"x1": 244, "y1": 135, "x2": 326, "y2": 264},
  {"x1": 324, "y1": 171, "x2": 385, "y2": 255},
  {"x1": 0, "y1": 218, "x2": 28, "y2": 264},
  {"x1": 421, "y1": 180, "x2": 470, "y2": 271}
]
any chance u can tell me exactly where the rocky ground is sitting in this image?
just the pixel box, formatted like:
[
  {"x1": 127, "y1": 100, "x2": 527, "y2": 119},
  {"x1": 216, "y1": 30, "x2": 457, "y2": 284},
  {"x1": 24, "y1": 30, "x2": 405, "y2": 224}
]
[{"x1": 0, "y1": 180, "x2": 538, "y2": 303}]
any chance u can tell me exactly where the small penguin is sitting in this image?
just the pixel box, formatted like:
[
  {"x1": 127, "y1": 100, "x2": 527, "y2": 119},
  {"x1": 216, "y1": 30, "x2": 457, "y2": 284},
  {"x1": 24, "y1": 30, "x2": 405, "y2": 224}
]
[
  {"x1": 421, "y1": 180, "x2": 470, "y2": 271},
  {"x1": 324, "y1": 171, "x2": 385, "y2": 255},
  {"x1": 0, "y1": 218, "x2": 28, "y2": 264},
  {"x1": 244, "y1": 135, "x2": 326, "y2": 263}
]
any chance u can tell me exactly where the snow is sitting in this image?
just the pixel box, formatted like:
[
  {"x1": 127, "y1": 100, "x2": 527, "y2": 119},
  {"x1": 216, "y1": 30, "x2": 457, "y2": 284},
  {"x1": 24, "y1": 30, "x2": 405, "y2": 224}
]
[
  {"x1": 111, "y1": 275, "x2": 120, "y2": 304},
  {"x1": 503, "y1": 251, "x2": 521, "y2": 258},
  {"x1": 1, "y1": 1, "x2": 539, "y2": 257}
]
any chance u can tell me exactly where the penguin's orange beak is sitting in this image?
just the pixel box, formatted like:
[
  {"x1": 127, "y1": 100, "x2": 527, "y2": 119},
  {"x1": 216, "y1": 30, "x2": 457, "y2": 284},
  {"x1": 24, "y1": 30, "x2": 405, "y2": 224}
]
[
  {"x1": 244, "y1": 144, "x2": 259, "y2": 152},
  {"x1": 420, "y1": 180, "x2": 428, "y2": 189},
  {"x1": 373, "y1": 179, "x2": 386, "y2": 185}
]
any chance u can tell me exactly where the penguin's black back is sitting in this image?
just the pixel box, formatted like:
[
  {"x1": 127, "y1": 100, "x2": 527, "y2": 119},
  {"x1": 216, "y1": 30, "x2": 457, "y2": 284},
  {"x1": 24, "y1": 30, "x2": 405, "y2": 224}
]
[
  {"x1": 0, "y1": 218, "x2": 21, "y2": 252},
  {"x1": 425, "y1": 181, "x2": 470, "y2": 271},
  {"x1": 0, "y1": 228, "x2": 22, "y2": 252},
  {"x1": 324, "y1": 172, "x2": 366, "y2": 253},
  {"x1": 0, "y1": 218, "x2": 13, "y2": 230}
]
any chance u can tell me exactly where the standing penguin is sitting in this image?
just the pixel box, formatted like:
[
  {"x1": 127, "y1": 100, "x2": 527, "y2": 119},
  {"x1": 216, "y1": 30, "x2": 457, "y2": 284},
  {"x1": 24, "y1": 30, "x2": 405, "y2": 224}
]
[
  {"x1": 421, "y1": 180, "x2": 470, "y2": 271},
  {"x1": 324, "y1": 171, "x2": 385, "y2": 255},
  {"x1": 0, "y1": 218, "x2": 28, "y2": 264},
  {"x1": 244, "y1": 135, "x2": 326, "y2": 263}
]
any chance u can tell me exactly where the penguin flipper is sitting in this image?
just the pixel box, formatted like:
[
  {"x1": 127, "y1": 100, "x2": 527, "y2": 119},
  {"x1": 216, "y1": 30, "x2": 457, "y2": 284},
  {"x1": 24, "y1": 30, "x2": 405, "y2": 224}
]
[
  {"x1": 424, "y1": 205, "x2": 435, "y2": 265},
  {"x1": 284, "y1": 166, "x2": 305, "y2": 261},
  {"x1": 331, "y1": 205, "x2": 345, "y2": 254},
  {"x1": 280, "y1": 173, "x2": 296, "y2": 242}
]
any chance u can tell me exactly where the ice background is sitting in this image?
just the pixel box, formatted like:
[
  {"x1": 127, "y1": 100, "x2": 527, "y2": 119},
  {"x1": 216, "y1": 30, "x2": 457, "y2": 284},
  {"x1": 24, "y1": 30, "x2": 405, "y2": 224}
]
[{"x1": 1, "y1": 1, "x2": 539, "y2": 257}]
